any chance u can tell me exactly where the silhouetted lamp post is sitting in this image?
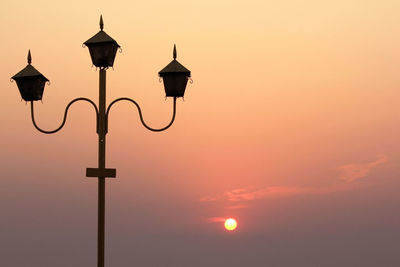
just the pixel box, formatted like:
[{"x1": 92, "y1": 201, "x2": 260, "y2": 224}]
[{"x1": 11, "y1": 16, "x2": 191, "y2": 267}]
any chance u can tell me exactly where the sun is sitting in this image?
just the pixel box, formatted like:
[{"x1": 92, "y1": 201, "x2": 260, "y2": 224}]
[{"x1": 224, "y1": 218, "x2": 237, "y2": 231}]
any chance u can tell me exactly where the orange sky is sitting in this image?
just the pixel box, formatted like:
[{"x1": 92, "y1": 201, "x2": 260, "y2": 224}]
[{"x1": 1, "y1": 0, "x2": 400, "y2": 266}]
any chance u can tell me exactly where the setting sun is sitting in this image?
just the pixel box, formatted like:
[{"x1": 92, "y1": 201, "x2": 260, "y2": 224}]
[{"x1": 224, "y1": 218, "x2": 237, "y2": 231}]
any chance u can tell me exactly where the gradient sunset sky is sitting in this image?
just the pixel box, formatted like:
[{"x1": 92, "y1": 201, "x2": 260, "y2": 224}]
[{"x1": 1, "y1": 0, "x2": 400, "y2": 266}]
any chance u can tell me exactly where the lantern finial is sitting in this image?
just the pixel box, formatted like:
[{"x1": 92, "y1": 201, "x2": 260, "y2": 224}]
[
  {"x1": 173, "y1": 44, "x2": 177, "y2": 60},
  {"x1": 27, "y1": 50, "x2": 32, "y2": 65},
  {"x1": 100, "y1": 15, "x2": 104, "y2": 30}
]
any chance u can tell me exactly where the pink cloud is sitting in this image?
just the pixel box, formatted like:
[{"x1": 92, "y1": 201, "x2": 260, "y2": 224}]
[
  {"x1": 206, "y1": 217, "x2": 226, "y2": 223},
  {"x1": 200, "y1": 154, "x2": 388, "y2": 212},
  {"x1": 337, "y1": 154, "x2": 388, "y2": 182},
  {"x1": 203, "y1": 185, "x2": 355, "y2": 222},
  {"x1": 200, "y1": 184, "x2": 354, "y2": 205},
  {"x1": 219, "y1": 184, "x2": 354, "y2": 203}
]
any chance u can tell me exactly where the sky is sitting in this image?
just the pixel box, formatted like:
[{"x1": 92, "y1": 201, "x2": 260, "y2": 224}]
[{"x1": 1, "y1": 0, "x2": 400, "y2": 266}]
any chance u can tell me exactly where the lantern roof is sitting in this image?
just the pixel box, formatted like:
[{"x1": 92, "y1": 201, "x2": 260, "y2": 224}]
[
  {"x1": 12, "y1": 50, "x2": 49, "y2": 81},
  {"x1": 159, "y1": 45, "x2": 191, "y2": 76},
  {"x1": 84, "y1": 30, "x2": 119, "y2": 45},
  {"x1": 84, "y1": 15, "x2": 120, "y2": 46}
]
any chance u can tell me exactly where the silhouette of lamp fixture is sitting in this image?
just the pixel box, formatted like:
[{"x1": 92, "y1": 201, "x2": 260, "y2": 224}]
[{"x1": 11, "y1": 15, "x2": 191, "y2": 267}]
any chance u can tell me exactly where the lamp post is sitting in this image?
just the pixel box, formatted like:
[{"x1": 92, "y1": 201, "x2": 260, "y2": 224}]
[{"x1": 11, "y1": 16, "x2": 191, "y2": 267}]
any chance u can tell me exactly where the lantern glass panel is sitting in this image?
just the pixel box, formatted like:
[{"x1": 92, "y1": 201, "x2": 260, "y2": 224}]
[
  {"x1": 162, "y1": 73, "x2": 189, "y2": 97},
  {"x1": 88, "y1": 43, "x2": 118, "y2": 68},
  {"x1": 15, "y1": 76, "x2": 46, "y2": 101}
]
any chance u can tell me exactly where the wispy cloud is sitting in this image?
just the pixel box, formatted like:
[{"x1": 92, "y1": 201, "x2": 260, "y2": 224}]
[
  {"x1": 201, "y1": 184, "x2": 353, "y2": 204},
  {"x1": 201, "y1": 154, "x2": 388, "y2": 210},
  {"x1": 203, "y1": 184, "x2": 355, "y2": 223},
  {"x1": 337, "y1": 154, "x2": 388, "y2": 182},
  {"x1": 206, "y1": 217, "x2": 227, "y2": 223}
]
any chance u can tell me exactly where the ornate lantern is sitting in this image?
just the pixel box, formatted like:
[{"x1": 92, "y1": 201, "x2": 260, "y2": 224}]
[
  {"x1": 11, "y1": 50, "x2": 49, "y2": 101},
  {"x1": 159, "y1": 45, "x2": 191, "y2": 98},
  {"x1": 84, "y1": 16, "x2": 120, "y2": 68}
]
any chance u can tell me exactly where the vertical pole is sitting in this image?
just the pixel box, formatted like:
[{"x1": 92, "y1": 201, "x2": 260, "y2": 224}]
[{"x1": 98, "y1": 69, "x2": 106, "y2": 267}]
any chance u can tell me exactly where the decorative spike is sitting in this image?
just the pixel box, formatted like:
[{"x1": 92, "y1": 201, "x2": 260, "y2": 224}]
[
  {"x1": 100, "y1": 15, "x2": 104, "y2": 30},
  {"x1": 173, "y1": 44, "x2": 177, "y2": 59},
  {"x1": 27, "y1": 50, "x2": 32, "y2": 64}
]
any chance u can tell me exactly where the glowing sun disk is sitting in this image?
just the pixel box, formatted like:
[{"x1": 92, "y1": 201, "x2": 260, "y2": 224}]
[{"x1": 224, "y1": 218, "x2": 237, "y2": 231}]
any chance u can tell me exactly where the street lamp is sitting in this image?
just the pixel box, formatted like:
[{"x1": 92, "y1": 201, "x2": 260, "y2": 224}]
[
  {"x1": 11, "y1": 50, "x2": 49, "y2": 101},
  {"x1": 11, "y1": 16, "x2": 191, "y2": 267}
]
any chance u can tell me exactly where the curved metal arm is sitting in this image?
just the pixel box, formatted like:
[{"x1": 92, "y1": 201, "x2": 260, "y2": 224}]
[
  {"x1": 106, "y1": 97, "x2": 177, "y2": 132},
  {"x1": 31, "y1": 98, "x2": 99, "y2": 134}
]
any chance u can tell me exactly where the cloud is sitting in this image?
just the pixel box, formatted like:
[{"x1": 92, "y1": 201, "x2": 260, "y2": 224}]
[
  {"x1": 202, "y1": 184, "x2": 353, "y2": 204},
  {"x1": 200, "y1": 154, "x2": 388, "y2": 207},
  {"x1": 337, "y1": 154, "x2": 388, "y2": 182},
  {"x1": 203, "y1": 185, "x2": 355, "y2": 223},
  {"x1": 206, "y1": 217, "x2": 226, "y2": 223},
  {"x1": 223, "y1": 186, "x2": 325, "y2": 201}
]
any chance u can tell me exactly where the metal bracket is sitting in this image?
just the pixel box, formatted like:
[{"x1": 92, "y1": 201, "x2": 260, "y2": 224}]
[{"x1": 86, "y1": 168, "x2": 116, "y2": 178}]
